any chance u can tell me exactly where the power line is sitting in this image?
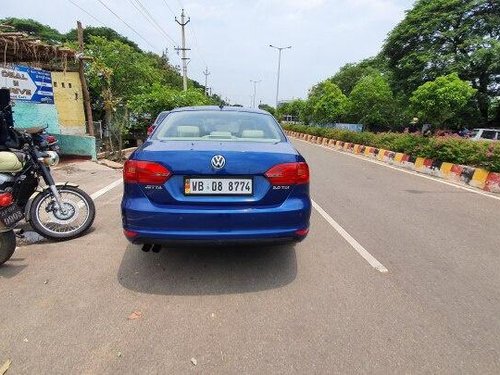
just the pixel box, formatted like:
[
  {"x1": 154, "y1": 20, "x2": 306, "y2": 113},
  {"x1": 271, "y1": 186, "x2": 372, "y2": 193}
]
[
  {"x1": 187, "y1": 25, "x2": 207, "y2": 67},
  {"x1": 127, "y1": 0, "x2": 178, "y2": 46},
  {"x1": 133, "y1": 0, "x2": 178, "y2": 46},
  {"x1": 96, "y1": 0, "x2": 159, "y2": 51},
  {"x1": 161, "y1": 0, "x2": 176, "y2": 16},
  {"x1": 182, "y1": 9, "x2": 209, "y2": 79},
  {"x1": 66, "y1": 0, "x2": 106, "y2": 26}
]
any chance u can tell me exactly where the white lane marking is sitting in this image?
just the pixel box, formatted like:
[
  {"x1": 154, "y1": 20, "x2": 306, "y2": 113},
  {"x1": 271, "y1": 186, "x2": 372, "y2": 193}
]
[
  {"x1": 294, "y1": 138, "x2": 500, "y2": 202},
  {"x1": 312, "y1": 199, "x2": 389, "y2": 273},
  {"x1": 90, "y1": 178, "x2": 123, "y2": 200}
]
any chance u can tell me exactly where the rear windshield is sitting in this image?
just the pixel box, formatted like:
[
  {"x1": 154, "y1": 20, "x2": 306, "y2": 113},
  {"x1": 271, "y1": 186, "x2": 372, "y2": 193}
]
[{"x1": 153, "y1": 110, "x2": 285, "y2": 142}]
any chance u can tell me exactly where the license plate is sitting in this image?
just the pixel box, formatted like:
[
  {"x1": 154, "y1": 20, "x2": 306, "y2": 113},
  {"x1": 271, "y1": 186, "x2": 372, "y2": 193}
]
[
  {"x1": 184, "y1": 177, "x2": 253, "y2": 195},
  {"x1": 0, "y1": 204, "x2": 24, "y2": 226}
]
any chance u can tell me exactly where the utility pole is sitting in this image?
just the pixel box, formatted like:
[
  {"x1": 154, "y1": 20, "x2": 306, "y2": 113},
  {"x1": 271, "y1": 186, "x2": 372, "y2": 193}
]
[
  {"x1": 203, "y1": 67, "x2": 210, "y2": 96},
  {"x1": 269, "y1": 44, "x2": 291, "y2": 109},
  {"x1": 175, "y1": 9, "x2": 191, "y2": 91},
  {"x1": 250, "y1": 80, "x2": 261, "y2": 108},
  {"x1": 77, "y1": 21, "x2": 94, "y2": 136}
]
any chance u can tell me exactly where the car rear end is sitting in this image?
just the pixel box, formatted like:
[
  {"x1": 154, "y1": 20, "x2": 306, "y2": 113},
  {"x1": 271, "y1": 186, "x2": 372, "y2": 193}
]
[{"x1": 121, "y1": 107, "x2": 311, "y2": 245}]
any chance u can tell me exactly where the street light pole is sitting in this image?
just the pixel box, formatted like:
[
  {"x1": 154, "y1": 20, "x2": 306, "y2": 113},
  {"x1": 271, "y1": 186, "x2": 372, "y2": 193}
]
[
  {"x1": 250, "y1": 79, "x2": 261, "y2": 108},
  {"x1": 269, "y1": 44, "x2": 291, "y2": 109}
]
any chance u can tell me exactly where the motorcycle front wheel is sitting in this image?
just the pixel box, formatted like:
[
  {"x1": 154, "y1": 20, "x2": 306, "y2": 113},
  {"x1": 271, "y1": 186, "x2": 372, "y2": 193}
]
[
  {"x1": 29, "y1": 186, "x2": 96, "y2": 241},
  {"x1": 0, "y1": 230, "x2": 16, "y2": 265}
]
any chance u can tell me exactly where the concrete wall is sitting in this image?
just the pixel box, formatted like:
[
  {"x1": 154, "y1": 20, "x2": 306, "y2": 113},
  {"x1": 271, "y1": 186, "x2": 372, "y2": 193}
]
[
  {"x1": 51, "y1": 71, "x2": 86, "y2": 135},
  {"x1": 56, "y1": 134, "x2": 97, "y2": 160},
  {"x1": 12, "y1": 101, "x2": 60, "y2": 134}
]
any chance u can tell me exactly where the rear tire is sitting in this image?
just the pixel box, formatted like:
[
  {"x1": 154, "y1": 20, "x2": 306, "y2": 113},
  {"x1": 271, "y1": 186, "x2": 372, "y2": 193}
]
[{"x1": 0, "y1": 230, "x2": 16, "y2": 266}]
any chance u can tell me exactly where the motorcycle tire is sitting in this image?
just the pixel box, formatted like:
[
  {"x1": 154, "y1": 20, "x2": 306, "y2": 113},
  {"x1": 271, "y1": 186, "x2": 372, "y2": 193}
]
[
  {"x1": 0, "y1": 230, "x2": 16, "y2": 266},
  {"x1": 29, "y1": 185, "x2": 96, "y2": 241}
]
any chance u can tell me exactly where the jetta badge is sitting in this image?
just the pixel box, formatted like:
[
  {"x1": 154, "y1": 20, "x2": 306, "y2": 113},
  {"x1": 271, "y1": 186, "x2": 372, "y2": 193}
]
[{"x1": 211, "y1": 155, "x2": 226, "y2": 169}]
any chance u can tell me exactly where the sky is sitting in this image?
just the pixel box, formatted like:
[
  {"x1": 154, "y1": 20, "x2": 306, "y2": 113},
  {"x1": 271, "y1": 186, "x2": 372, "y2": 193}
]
[{"x1": 2, "y1": 0, "x2": 415, "y2": 106}]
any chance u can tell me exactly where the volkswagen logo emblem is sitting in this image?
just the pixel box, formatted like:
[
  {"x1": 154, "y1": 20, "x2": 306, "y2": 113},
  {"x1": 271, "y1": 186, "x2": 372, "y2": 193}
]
[{"x1": 211, "y1": 155, "x2": 226, "y2": 169}]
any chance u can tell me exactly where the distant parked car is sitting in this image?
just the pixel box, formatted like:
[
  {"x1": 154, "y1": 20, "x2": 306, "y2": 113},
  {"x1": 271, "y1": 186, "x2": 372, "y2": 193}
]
[
  {"x1": 147, "y1": 111, "x2": 170, "y2": 136},
  {"x1": 470, "y1": 128, "x2": 500, "y2": 141}
]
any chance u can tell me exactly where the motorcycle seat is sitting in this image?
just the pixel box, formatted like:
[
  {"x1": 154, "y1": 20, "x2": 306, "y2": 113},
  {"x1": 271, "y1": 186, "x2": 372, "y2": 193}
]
[
  {"x1": 0, "y1": 151, "x2": 23, "y2": 172},
  {"x1": 15, "y1": 126, "x2": 46, "y2": 135}
]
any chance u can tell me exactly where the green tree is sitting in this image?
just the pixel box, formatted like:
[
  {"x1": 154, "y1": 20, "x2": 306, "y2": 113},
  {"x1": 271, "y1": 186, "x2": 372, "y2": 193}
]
[
  {"x1": 348, "y1": 73, "x2": 396, "y2": 130},
  {"x1": 128, "y1": 83, "x2": 212, "y2": 118},
  {"x1": 289, "y1": 99, "x2": 306, "y2": 122},
  {"x1": 276, "y1": 100, "x2": 306, "y2": 121},
  {"x1": 0, "y1": 17, "x2": 64, "y2": 44},
  {"x1": 308, "y1": 81, "x2": 349, "y2": 125},
  {"x1": 409, "y1": 73, "x2": 477, "y2": 127},
  {"x1": 84, "y1": 35, "x2": 165, "y2": 153},
  {"x1": 85, "y1": 36, "x2": 160, "y2": 123},
  {"x1": 382, "y1": 0, "x2": 500, "y2": 124},
  {"x1": 330, "y1": 57, "x2": 388, "y2": 96},
  {"x1": 65, "y1": 26, "x2": 141, "y2": 51},
  {"x1": 258, "y1": 104, "x2": 276, "y2": 115}
]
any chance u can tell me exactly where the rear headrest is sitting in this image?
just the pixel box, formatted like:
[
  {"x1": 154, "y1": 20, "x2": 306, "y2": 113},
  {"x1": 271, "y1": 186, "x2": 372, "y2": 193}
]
[
  {"x1": 209, "y1": 131, "x2": 232, "y2": 138},
  {"x1": 177, "y1": 126, "x2": 200, "y2": 137},
  {"x1": 241, "y1": 130, "x2": 264, "y2": 138}
]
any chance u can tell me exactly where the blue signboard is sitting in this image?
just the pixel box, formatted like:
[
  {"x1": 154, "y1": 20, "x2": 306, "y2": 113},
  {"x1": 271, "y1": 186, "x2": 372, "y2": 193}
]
[{"x1": 0, "y1": 65, "x2": 54, "y2": 104}]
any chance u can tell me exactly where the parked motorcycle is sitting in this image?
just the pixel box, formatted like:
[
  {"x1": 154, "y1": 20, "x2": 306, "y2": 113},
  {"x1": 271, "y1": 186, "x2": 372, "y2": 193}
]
[
  {"x1": 0, "y1": 89, "x2": 17, "y2": 265},
  {"x1": 0, "y1": 91, "x2": 95, "y2": 265},
  {"x1": 0, "y1": 127, "x2": 96, "y2": 240},
  {"x1": 0, "y1": 186, "x2": 17, "y2": 265}
]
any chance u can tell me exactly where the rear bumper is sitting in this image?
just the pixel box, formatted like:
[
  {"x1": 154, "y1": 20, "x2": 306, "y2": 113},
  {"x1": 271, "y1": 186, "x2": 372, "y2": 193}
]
[
  {"x1": 125, "y1": 236, "x2": 304, "y2": 247},
  {"x1": 121, "y1": 196, "x2": 311, "y2": 244}
]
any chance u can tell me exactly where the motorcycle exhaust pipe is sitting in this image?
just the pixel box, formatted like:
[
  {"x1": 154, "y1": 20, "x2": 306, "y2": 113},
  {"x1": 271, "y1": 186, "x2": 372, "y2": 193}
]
[{"x1": 142, "y1": 244, "x2": 152, "y2": 252}]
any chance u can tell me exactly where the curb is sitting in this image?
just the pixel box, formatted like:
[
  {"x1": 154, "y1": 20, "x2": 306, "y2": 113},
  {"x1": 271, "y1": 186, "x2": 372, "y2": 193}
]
[
  {"x1": 285, "y1": 130, "x2": 500, "y2": 194},
  {"x1": 97, "y1": 146, "x2": 137, "y2": 160}
]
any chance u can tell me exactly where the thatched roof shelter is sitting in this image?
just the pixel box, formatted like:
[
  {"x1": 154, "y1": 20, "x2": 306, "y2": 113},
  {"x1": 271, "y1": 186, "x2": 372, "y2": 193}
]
[{"x1": 0, "y1": 29, "x2": 78, "y2": 71}]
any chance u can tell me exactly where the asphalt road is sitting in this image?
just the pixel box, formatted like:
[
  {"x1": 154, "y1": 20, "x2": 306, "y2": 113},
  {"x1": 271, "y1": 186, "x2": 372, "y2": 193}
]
[{"x1": 1, "y1": 140, "x2": 499, "y2": 374}]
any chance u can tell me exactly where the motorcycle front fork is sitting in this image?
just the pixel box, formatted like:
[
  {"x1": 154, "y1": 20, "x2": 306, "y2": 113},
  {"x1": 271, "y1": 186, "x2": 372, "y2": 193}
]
[{"x1": 40, "y1": 164, "x2": 67, "y2": 214}]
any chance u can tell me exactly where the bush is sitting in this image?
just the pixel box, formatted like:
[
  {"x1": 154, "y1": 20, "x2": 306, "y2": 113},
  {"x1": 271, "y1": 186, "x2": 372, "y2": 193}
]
[{"x1": 283, "y1": 124, "x2": 500, "y2": 172}]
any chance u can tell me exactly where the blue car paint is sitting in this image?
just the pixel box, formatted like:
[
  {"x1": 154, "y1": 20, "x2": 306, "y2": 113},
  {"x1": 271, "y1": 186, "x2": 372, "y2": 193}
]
[{"x1": 121, "y1": 107, "x2": 311, "y2": 245}]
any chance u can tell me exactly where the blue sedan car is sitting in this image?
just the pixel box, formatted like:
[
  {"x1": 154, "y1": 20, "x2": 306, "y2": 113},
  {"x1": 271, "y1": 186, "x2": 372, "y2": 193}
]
[{"x1": 121, "y1": 106, "x2": 311, "y2": 247}]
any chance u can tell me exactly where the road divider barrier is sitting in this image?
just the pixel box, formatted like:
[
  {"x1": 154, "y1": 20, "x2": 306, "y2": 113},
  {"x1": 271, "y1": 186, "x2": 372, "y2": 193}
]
[{"x1": 285, "y1": 130, "x2": 500, "y2": 194}]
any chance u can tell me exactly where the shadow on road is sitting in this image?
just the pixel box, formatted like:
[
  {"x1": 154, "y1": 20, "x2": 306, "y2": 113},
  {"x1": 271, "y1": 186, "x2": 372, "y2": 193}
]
[
  {"x1": 117, "y1": 243, "x2": 297, "y2": 295},
  {"x1": 0, "y1": 257, "x2": 27, "y2": 278}
]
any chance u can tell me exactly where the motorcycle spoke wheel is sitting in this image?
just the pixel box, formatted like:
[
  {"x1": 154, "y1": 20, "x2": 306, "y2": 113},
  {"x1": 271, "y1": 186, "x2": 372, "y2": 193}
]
[{"x1": 30, "y1": 186, "x2": 95, "y2": 240}]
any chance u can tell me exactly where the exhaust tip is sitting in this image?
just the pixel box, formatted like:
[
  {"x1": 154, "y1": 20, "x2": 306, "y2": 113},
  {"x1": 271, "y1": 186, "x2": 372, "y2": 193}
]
[
  {"x1": 151, "y1": 244, "x2": 162, "y2": 253},
  {"x1": 142, "y1": 244, "x2": 152, "y2": 252}
]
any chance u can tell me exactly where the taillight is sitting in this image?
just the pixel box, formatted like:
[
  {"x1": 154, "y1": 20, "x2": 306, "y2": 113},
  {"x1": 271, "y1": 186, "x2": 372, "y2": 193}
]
[
  {"x1": 0, "y1": 192, "x2": 13, "y2": 207},
  {"x1": 123, "y1": 160, "x2": 171, "y2": 184},
  {"x1": 46, "y1": 135, "x2": 57, "y2": 144},
  {"x1": 265, "y1": 162, "x2": 309, "y2": 185}
]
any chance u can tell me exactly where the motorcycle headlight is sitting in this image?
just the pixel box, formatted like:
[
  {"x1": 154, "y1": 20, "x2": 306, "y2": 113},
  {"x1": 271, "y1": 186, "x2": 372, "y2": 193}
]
[{"x1": 42, "y1": 151, "x2": 60, "y2": 167}]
